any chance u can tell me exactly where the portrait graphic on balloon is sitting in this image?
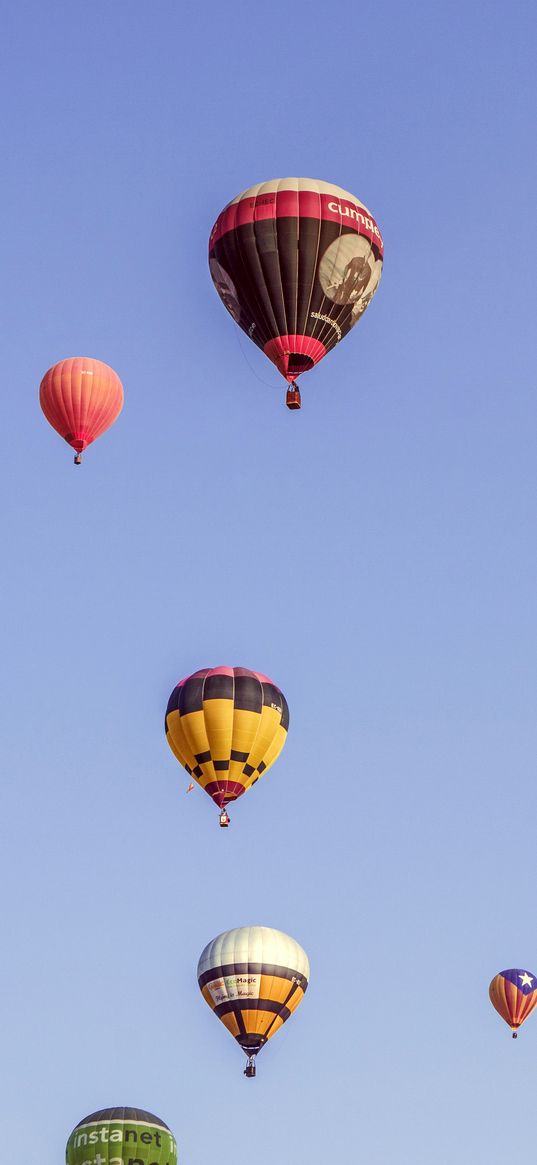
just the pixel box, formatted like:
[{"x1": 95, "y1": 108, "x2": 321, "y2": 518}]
[
  {"x1": 209, "y1": 259, "x2": 242, "y2": 325},
  {"x1": 319, "y1": 235, "x2": 382, "y2": 311},
  {"x1": 349, "y1": 256, "x2": 383, "y2": 328}
]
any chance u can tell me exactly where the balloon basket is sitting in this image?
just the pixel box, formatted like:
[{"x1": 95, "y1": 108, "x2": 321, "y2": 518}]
[
  {"x1": 286, "y1": 384, "x2": 301, "y2": 410},
  {"x1": 244, "y1": 1057, "x2": 256, "y2": 1078}
]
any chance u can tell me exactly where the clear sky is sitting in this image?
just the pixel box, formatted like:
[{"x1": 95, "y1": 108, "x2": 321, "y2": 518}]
[{"x1": 1, "y1": 0, "x2": 537, "y2": 1161}]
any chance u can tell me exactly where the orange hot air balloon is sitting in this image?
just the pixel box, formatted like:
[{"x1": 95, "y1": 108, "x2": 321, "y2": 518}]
[
  {"x1": 40, "y1": 357, "x2": 124, "y2": 464},
  {"x1": 489, "y1": 968, "x2": 537, "y2": 1037}
]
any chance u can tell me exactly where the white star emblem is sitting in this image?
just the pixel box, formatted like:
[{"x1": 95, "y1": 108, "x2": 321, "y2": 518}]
[{"x1": 519, "y1": 972, "x2": 533, "y2": 988}]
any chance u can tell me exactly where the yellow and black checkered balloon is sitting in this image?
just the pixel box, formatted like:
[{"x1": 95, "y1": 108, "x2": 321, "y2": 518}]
[{"x1": 165, "y1": 666, "x2": 289, "y2": 813}]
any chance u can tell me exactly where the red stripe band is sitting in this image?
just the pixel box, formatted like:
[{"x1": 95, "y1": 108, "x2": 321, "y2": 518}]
[
  {"x1": 209, "y1": 191, "x2": 383, "y2": 254},
  {"x1": 205, "y1": 780, "x2": 247, "y2": 807},
  {"x1": 263, "y1": 335, "x2": 327, "y2": 380}
]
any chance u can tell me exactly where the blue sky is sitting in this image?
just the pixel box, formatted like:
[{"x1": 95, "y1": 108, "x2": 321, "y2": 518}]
[{"x1": 1, "y1": 0, "x2": 537, "y2": 1161}]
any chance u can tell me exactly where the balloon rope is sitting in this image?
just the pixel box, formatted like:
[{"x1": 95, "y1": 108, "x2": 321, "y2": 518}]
[{"x1": 234, "y1": 328, "x2": 284, "y2": 390}]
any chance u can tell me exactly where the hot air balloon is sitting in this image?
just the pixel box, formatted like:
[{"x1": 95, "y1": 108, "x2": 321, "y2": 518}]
[
  {"x1": 66, "y1": 1107, "x2": 177, "y2": 1165},
  {"x1": 209, "y1": 177, "x2": 383, "y2": 409},
  {"x1": 198, "y1": 926, "x2": 309, "y2": 1077},
  {"x1": 165, "y1": 666, "x2": 289, "y2": 826},
  {"x1": 40, "y1": 356, "x2": 123, "y2": 464},
  {"x1": 489, "y1": 968, "x2": 537, "y2": 1037}
]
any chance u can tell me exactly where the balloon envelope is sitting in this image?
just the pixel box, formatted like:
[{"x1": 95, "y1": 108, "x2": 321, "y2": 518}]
[
  {"x1": 66, "y1": 1108, "x2": 177, "y2": 1165},
  {"x1": 489, "y1": 968, "x2": 537, "y2": 1034},
  {"x1": 209, "y1": 177, "x2": 383, "y2": 398},
  {"x1": 165, "y1": 666, "x2": 289, "y2": 811},
  {"x1": 40, "y1": 356, "x2": 123, "y2": 457},
  {"x1": 198, "y1": 925, "x2": 309, "y2": 1067}
]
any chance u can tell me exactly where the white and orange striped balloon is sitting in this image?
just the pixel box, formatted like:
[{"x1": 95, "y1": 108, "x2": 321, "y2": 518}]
[{"x1": 198, "y1": 926, "x2": 309, "y2": 1075}]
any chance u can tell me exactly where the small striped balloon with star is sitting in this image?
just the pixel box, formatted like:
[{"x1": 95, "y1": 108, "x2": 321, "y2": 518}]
[{"x1": 489, "y1": 968, "x2": 537, "y2": 1037}]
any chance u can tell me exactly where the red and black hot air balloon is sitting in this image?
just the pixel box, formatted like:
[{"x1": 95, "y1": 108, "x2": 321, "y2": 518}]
[
  {"x1": 40, "y1": 357, "x2": 124, "y2": 464},
  {"x1": 209, "y1": 177, "x2": 383, "y2": 409},
  {"x1": 489, "y1": 968, "x2": 537, "y2": 1037}
]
